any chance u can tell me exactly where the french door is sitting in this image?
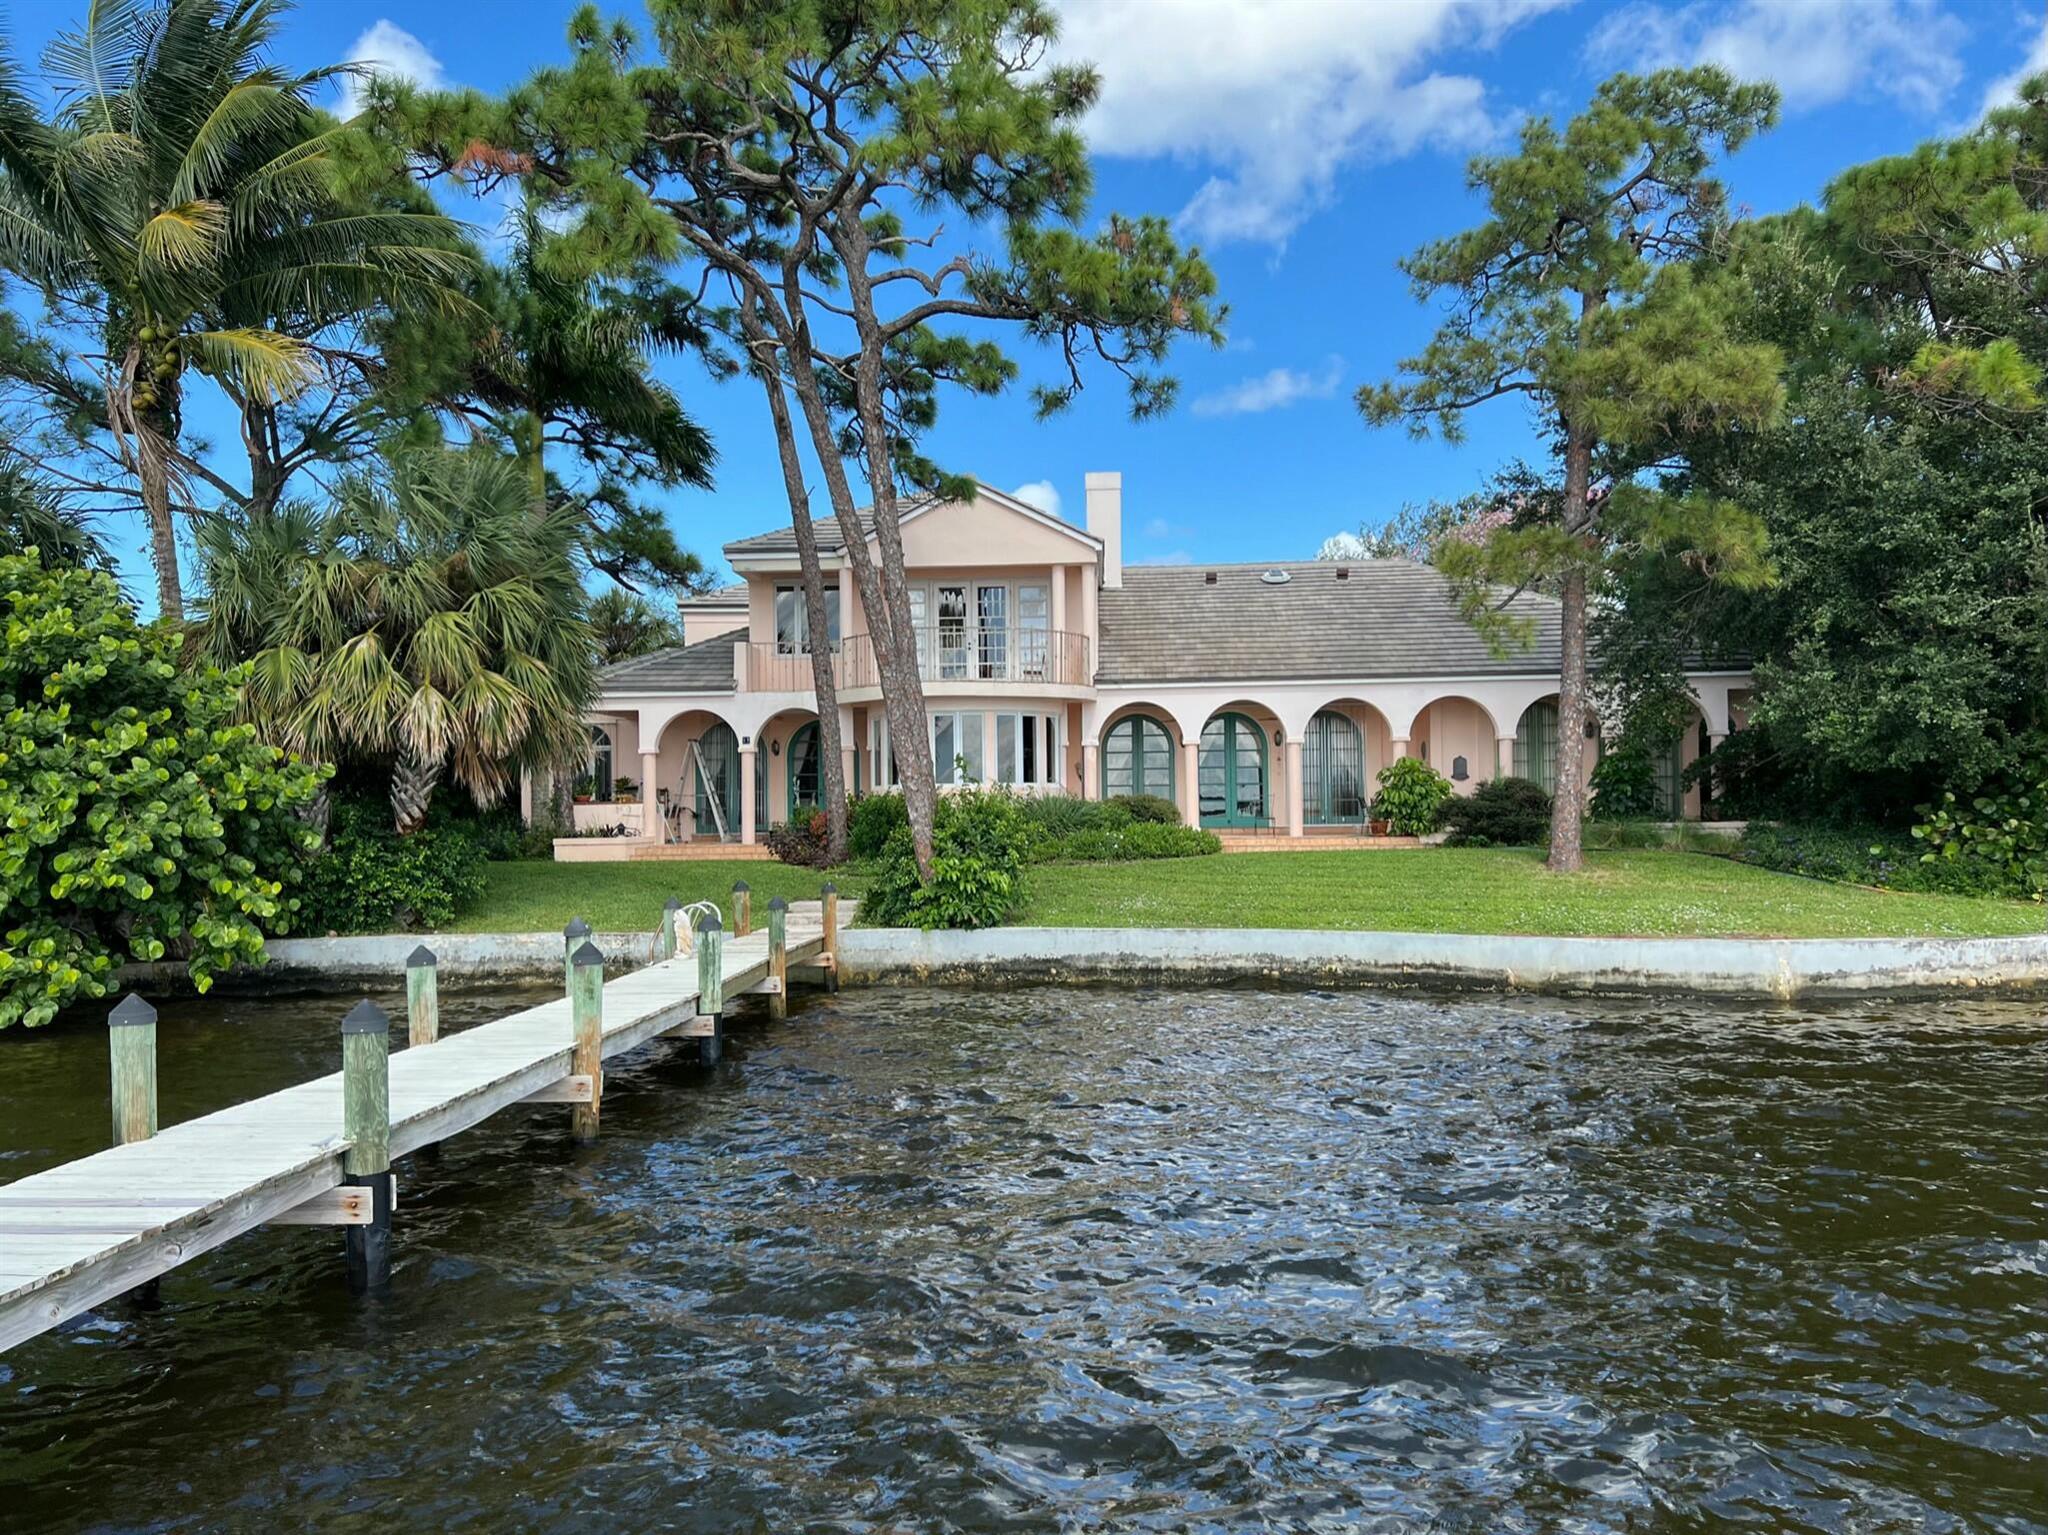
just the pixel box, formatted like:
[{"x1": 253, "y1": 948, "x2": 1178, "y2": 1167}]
[
  {"x1": 1303, "y1": 710, "x2": 1366, "y2": 823},
  {"x1": 1198, "y1": 713, "x2": 1267, "y2": 826}
]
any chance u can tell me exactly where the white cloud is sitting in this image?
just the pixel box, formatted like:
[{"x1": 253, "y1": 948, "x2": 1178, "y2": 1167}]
[
  {"x1": 1010, "y1": 479, "x2": 1063, "y2": 517},
  {"x1": 1585, "y1": 0, "x2": 1966, "y2": 115},
  {"x1": 1976, "y1": 11, "x2": 2048, "y2": 121},
  {"x1": 334, "y1": 21, "x2": 446, "y2": 119},
  {"x1": 1191, "y1": 356, "x2": 1345, "y2": 418},
  {"x1": 1054, "y1": 0, "x2": 1568, "y2": 247}
]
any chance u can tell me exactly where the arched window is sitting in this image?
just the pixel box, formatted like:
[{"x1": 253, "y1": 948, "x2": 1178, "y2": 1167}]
[
  {"x1": 1513, "y1": 699, "x2": 1559, "y2": 793},
  {"x1": 1103, "y1": 714, "x2": 1175, "y2": 802},
  {"x1": 786, "y1": 721, "x2": 821, "y2": 817},
  {"x1": 1198, "y1": 713, "x2": 1267, "y2": 826},
  {"x1": 587, "y1": 724, "x2": 614, "y2": 791},
  {"x1": 1303, "y1": 710, "x2": 1365, "y2": 823}
]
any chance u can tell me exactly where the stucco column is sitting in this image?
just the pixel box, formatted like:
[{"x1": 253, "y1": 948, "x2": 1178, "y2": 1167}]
[
  {"x1": 1050, "y1": 564, "x2": 1066, "y2": 643},
  {"x1": 1496, "y1": 735, "x2": 1517, "y2": 780},
  {"x1": 1285, "y1": 738, "x2": 1305, "y2": 837},
  {"x1": 1390, "y1": 736, "x2": 1411, "y2": 759},
  {"x1": 1082, "y1": 739, "x2": 1100, "y2": 800},
  {"x1": 739, "y1": 746, "x2": 757, "y2": 845},
  {"x1": 1180, "y1": 740, "x2": 1200, "y2": 827},
  {"x1": 640, "y1": 749, "x2": 660, "y2": 842}
]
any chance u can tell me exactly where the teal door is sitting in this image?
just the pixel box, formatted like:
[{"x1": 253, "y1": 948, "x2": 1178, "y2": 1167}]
[
  {"x1": 694, "y1": 723, "x2": 739, "y2": 837},
  {"x1": 1199, "y1": 713, "x2": 1268, "y2": 827},
  {"x1": 1303, "y1": 710, "x2": 1366, "y2": 824},
  {"x1": 787, "y1": 721, "x2": 821, "y2": 817}
]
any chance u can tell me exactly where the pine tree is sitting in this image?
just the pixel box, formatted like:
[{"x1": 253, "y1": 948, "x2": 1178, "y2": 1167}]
[{"x1": 1361, "y1": 68, "x2": 1784, "y2": 871}]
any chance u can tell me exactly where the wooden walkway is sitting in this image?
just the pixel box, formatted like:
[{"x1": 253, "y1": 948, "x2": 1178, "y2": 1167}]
[{"x1": 0, "y1": 903, "x2": 839, "y2": 1355}]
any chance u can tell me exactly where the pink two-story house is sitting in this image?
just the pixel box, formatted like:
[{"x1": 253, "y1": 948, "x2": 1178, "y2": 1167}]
[{"x1": 539, "y1": 473, "x2": 1750, "y2": 854}]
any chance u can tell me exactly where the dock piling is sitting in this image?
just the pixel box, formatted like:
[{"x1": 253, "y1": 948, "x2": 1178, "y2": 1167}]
[
  {"x1": 732, "y1": 880, "x2": 752, "y2": 938},
  {"x1": 570, "y1": 941, "x2": 605, "y2": 1143},
  {"x1": 767, "y1": 896, "x2": 788, "y2": 1020},
  {"x1": 563, "y1": 916, "x2": 591, "y2": 995},
  {"x1": 107, "y1": 993, "x2": 158, "y2": 1147},
  {"x1": 661, "y1": 897, "x2": 683, "y2": 960},
  {"x1": 696, "y1": 912, "x2": 725, "y2": 1063},
  {"x1": 405, "y1": 945, "x2": 439, "y2": 1046},
  {"x1": 340, "y1": 1000, "x2": 394, "y2": 1294},
  {"x1": 821, "y1": 882, "x2": 840, "y2": 992}
]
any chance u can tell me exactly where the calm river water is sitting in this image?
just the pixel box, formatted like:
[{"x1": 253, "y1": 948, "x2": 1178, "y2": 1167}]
[{"x1": 1, "y1": 984, "x2": 2043, "y2": 1533}]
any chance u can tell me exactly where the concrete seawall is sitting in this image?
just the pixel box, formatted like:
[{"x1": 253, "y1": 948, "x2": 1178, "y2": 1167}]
[{"x1": 837, "y1": 927, "x2": 2048, "y2": 1000}]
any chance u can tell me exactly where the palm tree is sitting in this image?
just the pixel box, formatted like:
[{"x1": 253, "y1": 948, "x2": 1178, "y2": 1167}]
[
  {"x1": 0, "y1": 447, "x2": 111, "y2": 571},
  {"x1": 194, "y1": 448, "x2": 595, "y2": 834},
  {"x1": 0, "y1": 0, "x2": 473, "y2": 619},
  {"x1": 587, "y1": 587, "x2": 684, "y2": 665}
]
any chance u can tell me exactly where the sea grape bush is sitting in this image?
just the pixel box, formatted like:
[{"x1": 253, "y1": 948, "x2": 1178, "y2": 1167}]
[
  {"x1": 1371, "y1": 757, "x2": 1453, "y2": 836},
  {"x1": 0, "y1": 554, "x2": 325, "y2": 1027}
]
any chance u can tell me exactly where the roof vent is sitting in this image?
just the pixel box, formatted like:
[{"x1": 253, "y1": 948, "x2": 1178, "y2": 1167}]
[
  {"x1": 1261, "y1": 568, "x2": 1292, "y2": 585},
  {"x1": 1334, "y1": 567, "x2": 1350, "y2": 580},
  {"x1": 1203, "y1": 571, "x2": 1218, "y2": 585}
]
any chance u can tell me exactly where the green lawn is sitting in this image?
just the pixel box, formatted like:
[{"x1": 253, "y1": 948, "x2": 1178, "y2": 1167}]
[{"x1": 454, "y1": 849, "x2": 2043, "y2": 939}]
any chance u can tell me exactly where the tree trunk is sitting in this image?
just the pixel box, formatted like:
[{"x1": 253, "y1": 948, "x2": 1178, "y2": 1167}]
[
  {"x1": 392, "y1": 747, "x2": 443, "y2": 836},
  {"x1": 240, "y1": 395, "x2": 286, "y2": 522},
  {"x1": 748, "y1": 315, "x2": 848, "y2": 862},
  {"x1": 138, "y1": 442, "x2": 183, "y2": 623},
  {"x1": 1548, "y1": 431, "x2": 1595, "y2": 874},
  {"x1": 780, "y1": 314, "x2": 937, "y2": 881}
]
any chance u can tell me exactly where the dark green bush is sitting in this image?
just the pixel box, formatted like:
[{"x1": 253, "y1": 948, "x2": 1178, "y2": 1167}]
[
  {"x1": 1029, "y1": 820, "x2": 1219, "y2": 862},
  {"x1": 860, "y1": 787, "x2": 1026, "y2": 929},
  {"x1": 1119, "y1": 821, "x2": 1221, "y2": 858},
  {"x1": 766, "y1": 805, "x2": 833, "y2": 869},
  {"x1": 848, "y1": 791, "x2": 907, "y2": 858},
  {"x1": 1108, "y1": 793, "x2": 1180, "y2": 825},
  {"x1": 1440, "y1": 777, "x2": 1553, "y2": 846},
  {"x1": 1017, "y1": 793, "x2": 1132, "y2": 837},
  {"x1": 296, "y1": 789, "x2": 488, "y2": 933},
  {"x1": 1590, "y1": 739, "x2": 1664, "y2": 820},
  {"x1": 1733, "y1": 819, "x2": 2012, "y2": 897},
  {"x1": 1371, "y1": 757, "x2": 1452, "y2": 835},
  {"x1": 1912, "y1": 779, "x2": 2048, "y2": 900}
]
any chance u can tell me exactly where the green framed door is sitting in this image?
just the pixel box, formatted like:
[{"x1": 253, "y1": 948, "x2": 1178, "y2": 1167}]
[
  {"x1": 1104, "y1": 714, "x2": 1175, "y2": 804},
  {"x1": 1303, "y1": 710, "x2": 1366, "y2": 824},
  {"x1": 786, "y1": 721, "x2": 822, "y2": 817},
  {"x1": 1199, "y1": 713, "x2": 1268, "y2": 827},
  {"x1": 694, "y1": 723, "x2": 739, "y2": 837}
]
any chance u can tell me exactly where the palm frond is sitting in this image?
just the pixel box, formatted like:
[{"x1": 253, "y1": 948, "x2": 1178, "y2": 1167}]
[{"x1": 188, "y1": 324, "x2": 317, "y2": 402}]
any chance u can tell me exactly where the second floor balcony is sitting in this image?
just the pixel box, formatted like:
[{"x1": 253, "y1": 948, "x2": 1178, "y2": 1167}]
[{"x1": 740, "y1": 624, "x2": 1092, "y2": 694}]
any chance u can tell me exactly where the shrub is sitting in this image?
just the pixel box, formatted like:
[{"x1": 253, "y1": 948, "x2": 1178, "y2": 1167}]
[
  {"x1": 1108, "y1": 792, "x2": 1180, "y2": 825},
  {"x1": 1733, "y1": 819, "x2": 2000, "y2": 896},
  {"x1": 1118, "y1": 821, "x2": 1221, "y2": 858},
  {"x1": 1912, "y1": 779, "x2": 2048, "y2": 901},
  {"x1": 848, "y1": 791, "x2": 907, "y2": 858},
  {"x1": 1440, "y1": 777, "x2": 1552, "y2": 846},
  {"x1": 0, "y1": 554, "x2": 327, "y2": 1027},
  {"x1": 295, "y1": 788, "x2": 488, "y2": 932},
  {"x1": 766, "y1": 806, "x2": 834, "y2": 869},
  {"x1": 1018, "y1": 793, "x2": 1132, "y2": 837},
  {"x1": 1589, "y1": 738, "x2": 1665, "y2": 820},
  {"x1": 860, "y1": 786, "x2": 1027, "y2": 929},
  {"x1": 1371, "y1": 757, "x2": 1452, "y2": 836}
]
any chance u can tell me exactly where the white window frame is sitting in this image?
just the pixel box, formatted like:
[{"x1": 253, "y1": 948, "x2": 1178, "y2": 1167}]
[
  {"x1": 994, "y1": 711, "x2": 1062, "y2": 788},
  {"x1": 774, "y1": 584, "x2": 840, "y2": 655}
]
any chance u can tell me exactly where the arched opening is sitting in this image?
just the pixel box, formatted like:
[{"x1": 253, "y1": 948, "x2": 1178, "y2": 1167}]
[
  {"x1": 1302, "y1": 709, "x2": 1366, "y2": 824},
  {"x1": 1103, "y1": 711, "x2": 1177, "y2": 804},
  {"x1": 694, "y1": 722, "x2": 740, "y2": 840},
  {"x1": 585, "y1": 723, "x2": 615, "y2": 792},
  {"x1": 1513, "y1": 698, "x2": 1560, "y2": 793},
  {"x1": 786, "y1": 720, "x2": 822, "y2": 816},
  {"x1": 1411, "y1": 695, "x2": 1501, "y2": 795},
  {"x1": 1199, "y1": 711, "x2": 1269, "y2": 827}
]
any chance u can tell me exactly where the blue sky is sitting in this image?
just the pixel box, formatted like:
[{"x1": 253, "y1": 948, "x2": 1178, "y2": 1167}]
[{"x1": 12, "y1": 0, "x2": 2047, "y2": 603}]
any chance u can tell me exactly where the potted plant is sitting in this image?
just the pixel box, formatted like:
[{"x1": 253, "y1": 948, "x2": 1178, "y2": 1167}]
[
  {"x1": 613, "y1": 775, "x2": 640, "y2": 802},
  {"x1": 571, "y1": 772, "x2": 596, "y2": 804}
]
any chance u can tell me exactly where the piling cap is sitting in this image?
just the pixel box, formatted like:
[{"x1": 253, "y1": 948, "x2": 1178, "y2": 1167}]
[
  {"x1": 564, "y1": 916, "x2": 592, "y2": 939},
  {"x1": 572, "y1": 940, "x2": 606, "y2": 969},
  {"x1": 731, "y1": 879, "x2": 750, "y2": 892},
  {"x1": 821, "y1": 881, "x2": 837, "y2": 896},
  {"x1": 108, "y1": 992, "x2": 157, "y2": 1029},
  {"x1": 696, "y1": 910, "x2": 723, "y2": 933},
  {"x1": 341, "y1": 999, "x2": 390, "y2": 1036},
  {"x1": 768, "y1": 895, "x2": 788, "y2": 911},
  {"x1": 407, "y1": 943, "x2": 437, "y2": 969},
  {"x1": 664, "y1": 896, "x2": 684, "y2": 912}
]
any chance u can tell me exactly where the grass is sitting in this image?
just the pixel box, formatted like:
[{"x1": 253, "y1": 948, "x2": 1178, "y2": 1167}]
[
  {"x1": 453, "y1": 848, "x2": 2044, "y2": 940},
  {"x1": 1014, "y1": 849, "x2": 2043, "y2": 938},
  {"x1": 448, "y1": 860, "x2": 862, "y2": 933}
]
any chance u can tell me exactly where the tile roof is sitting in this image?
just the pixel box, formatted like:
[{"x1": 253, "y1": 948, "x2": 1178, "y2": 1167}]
[
  {"x1": 1097, "y1": 559, "x2": 1563, "y2": 684},
  {"x1": 723, "y1": 509, "x2": 889, "y2": 558},
  {"x1": 680, "y1": 581, "x2": 748, "y2": 608},
  {"x1": 594, "y1": 633, "x2": 737, "y2": 694}
]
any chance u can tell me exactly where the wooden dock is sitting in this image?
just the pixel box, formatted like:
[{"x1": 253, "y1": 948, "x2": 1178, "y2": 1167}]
[{"x1": 0, "y1": 897, "x2": 843, "y2": 1355}]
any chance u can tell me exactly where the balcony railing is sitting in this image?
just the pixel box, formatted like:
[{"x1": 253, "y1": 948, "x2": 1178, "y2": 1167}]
[{"x1": 739, "y1": 625, "x2": 1091, "y2": 692}]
